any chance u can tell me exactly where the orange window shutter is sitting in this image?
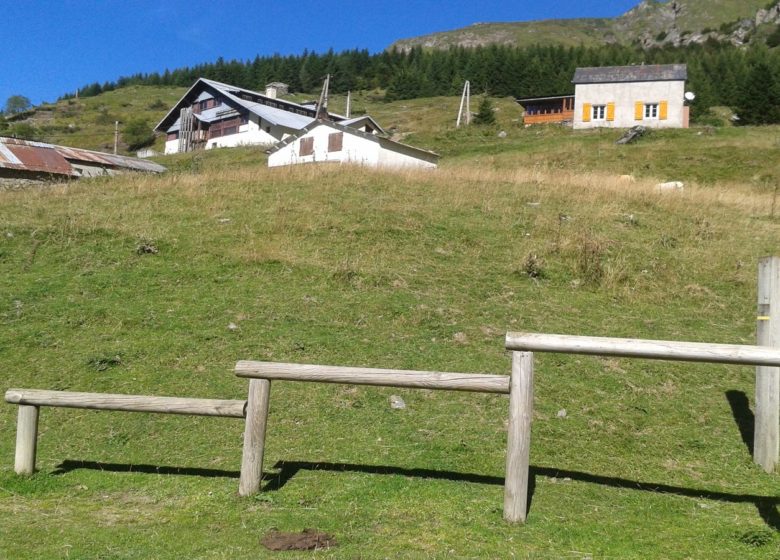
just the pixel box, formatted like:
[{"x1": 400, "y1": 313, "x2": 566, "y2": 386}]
[
  {"x1": 635, "y1": 101, "x2": 644, "y2": 120},
  {"x1": 607, "y1": 102, "x2": 615, "y2": 121},
  {"x1": 582, "y1": 103, "x2": 591, "y2": 122},
  {"x1": 659, "y1": 101, "x2": 668, "y2": 120}
]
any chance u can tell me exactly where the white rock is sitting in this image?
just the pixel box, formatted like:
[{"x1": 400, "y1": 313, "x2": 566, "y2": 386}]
[
  {"x1": 656, "y1": 181, "x2": 684, "y2": 192},
  {"x1": 557, "y1": 409, "x2": 567, "y2": 419},
  {"x1": 389, "y1": 395, "x2": 406, "y2": 409}
]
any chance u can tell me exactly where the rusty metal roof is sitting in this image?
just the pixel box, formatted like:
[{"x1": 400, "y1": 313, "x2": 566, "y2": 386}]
[
  {"x1": 0, "y1": 137, "x2": 166, "y2": 177},
  {"x1": 0, "y1": 138, "x2": 75, "y2": 176},
  {"x1": 54, "y1": 145, "x2": 166, "y2": 173}
]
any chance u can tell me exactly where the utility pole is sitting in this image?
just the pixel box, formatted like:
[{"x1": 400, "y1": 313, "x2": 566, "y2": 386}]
[
  {"x1": 113, "y1": 121, "x2": 119, "y2": 154},
  {"x1": 346, "y1": 90, "x2": 352, "y2": 119},
  {"x1": 457, "y1": 81, "x2": 471, "y2": 128},
  {"x1": 315, "y1": 74, "x2": 330, "y2": 120}
]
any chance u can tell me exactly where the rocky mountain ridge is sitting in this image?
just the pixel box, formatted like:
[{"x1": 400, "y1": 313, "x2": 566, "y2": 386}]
[{"x1": 390, "y1": 0, "x2": 780, "y2": 52}]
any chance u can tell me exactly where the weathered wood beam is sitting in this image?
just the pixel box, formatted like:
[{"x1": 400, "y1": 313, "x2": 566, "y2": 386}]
[
  {"x1": 505, "y1": 332, "x2": 780, "y2": 367},
  {"x1": 234, "y1": 361, "x2": 509, "y2": 394},
  {"x1": 5, "y1": 389, "x2": 246, "y2": 418}
]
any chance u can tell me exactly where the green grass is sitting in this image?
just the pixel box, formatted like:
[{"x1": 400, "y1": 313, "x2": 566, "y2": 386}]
[
  {"x1": 390, "y1": 0, "x2": 773, "y2": 51},
  {"x1": 13, "y1": 85, "x2": 187, "y2": 154},
  {"x1": 1, "y1": 142, "x2": 779, "y2": 558}
]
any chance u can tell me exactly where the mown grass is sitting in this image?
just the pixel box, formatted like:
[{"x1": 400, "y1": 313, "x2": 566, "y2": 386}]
[{"x1": 1, "y1": 147, "x2": 779, "y2": 558}]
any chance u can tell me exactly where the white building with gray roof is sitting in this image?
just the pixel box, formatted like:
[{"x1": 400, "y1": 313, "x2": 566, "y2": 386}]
[
  {"x1": 267, "y1": 119, "x2": 438, "y2": 170},
  {"x1": 572, "y1": 64, "x2": 688, "y2": 130},
  {"x1": 155, "y1": 78, "x2": 384, "y2": 154}
]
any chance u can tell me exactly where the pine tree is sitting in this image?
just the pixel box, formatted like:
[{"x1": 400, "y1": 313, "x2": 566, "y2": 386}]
[
  {"x1": 473, "y1": 96, "x2": 496, "y2": 125},
  {"x1": 736, "y1": 62, "x2": 780, "y2": 124}
]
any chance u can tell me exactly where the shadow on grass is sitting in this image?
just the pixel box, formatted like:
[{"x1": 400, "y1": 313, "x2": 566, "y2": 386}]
[
  {"x1": 52, "y1": 458, "x2": 779, "y2": 530},
  {"x1": 265, "y1": 460, "x2": 780, "y2": 531},
  {"x1": 53, "y1": 460, "x2": 240, "y2": 479},
  {"x1": 725, "y1": 390, "x2": 754, "y2": 455}
]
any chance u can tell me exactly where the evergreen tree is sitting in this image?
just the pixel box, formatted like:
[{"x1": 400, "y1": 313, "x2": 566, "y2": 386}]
[
  {"x1": 736, "y1": 62, "x2": 780, "y2": 124},
  {"x1": 473, "y1": 96, "x2": 496, "y2": 125}
]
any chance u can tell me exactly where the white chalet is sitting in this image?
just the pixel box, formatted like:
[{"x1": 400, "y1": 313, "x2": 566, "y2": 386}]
[
  {"x1": 572, "y1": 64, "x2": 688, "y2": 130},
  {"x1": 267, "y1": 120, "x2": 439, "y2": 170},
  {"x1": 155, "y1": 78, "x2": 384, "y2": 155}
]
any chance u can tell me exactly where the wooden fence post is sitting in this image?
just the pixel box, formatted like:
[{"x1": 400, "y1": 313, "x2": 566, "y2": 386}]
[
  {"x1": 755, "y1": 256, "x2": 780, "y2": 473},
  {"x1": 504, "y1": 351, "x2": 534, "y2": 523},
  {"x1": 15, "y1": 405, "x2": 39, "y2": 475},
  {"x1": 239, "y1": 379, "x2": 271, "y2": 496}
]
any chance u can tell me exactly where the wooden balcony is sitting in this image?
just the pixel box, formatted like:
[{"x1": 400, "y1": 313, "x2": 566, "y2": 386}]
[{"x1": 523, "y1": 110, "x2": 574, "y2": 125}]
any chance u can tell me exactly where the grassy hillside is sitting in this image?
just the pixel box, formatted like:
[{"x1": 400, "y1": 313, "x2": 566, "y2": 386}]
[
  {"x1": 390, "y1": 0, "x2": 773, "y2": 50},
  {"x1": 391, "y1": 18, "x2": 612, "y2": 50},
  {"x1": 4, "y1": 85, "x2": 187, "y2": 154},
  {"x1": 1, "y1": 130, "x2": 780, "y2": 557}
]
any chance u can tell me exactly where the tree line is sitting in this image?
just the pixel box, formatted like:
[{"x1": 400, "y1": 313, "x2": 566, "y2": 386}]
[{"x1": 55, "y1": 40, "x2": 780, "y2": 125}]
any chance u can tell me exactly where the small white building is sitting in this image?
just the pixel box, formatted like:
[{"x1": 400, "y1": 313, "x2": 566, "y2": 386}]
[
  {"x1": 155, "y1": 78, "x2": 385, "y2": 155},
  {"x1": 267, "y1": 120, "x2": 438, "y2": 170},
  {"x1": 264, "y1": 82, "x2": 289, "y2": 99},
  {"x1": 572, "y1": 64, "x2": 688, "y2": 130}
]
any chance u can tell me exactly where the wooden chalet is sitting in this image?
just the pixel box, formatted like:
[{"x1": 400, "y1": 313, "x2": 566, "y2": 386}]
[{"x1": 516, "y1": 95, "x2": 575, "y2": 125}]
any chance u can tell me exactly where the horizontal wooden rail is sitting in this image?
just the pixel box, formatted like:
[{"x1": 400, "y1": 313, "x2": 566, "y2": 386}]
[
  {"x1": 235, "y1": 361, "x2": 509, "y2": 394},
  {"x1": 5, "y1": 389, "x2": 246, "y2": 418},
  {"x1": 505, "y1": 332, "x2": 780, "y2": 367}
]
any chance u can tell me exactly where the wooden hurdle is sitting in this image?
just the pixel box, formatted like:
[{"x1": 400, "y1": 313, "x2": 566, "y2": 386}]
[{"x1": 4, "y1": 389, "x2": 246, "y2": 476}]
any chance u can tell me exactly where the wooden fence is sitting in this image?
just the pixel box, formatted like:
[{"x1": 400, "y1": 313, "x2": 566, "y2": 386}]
[
  {"x1": 4, "y1": 389, "x2": 246, "y2": 476},
  {"x1": 504, "y1": 332, "x2": 780, "y2": 522},
  {"x1": 5, "y1": 257, "x2": 779, "y2": 524}
]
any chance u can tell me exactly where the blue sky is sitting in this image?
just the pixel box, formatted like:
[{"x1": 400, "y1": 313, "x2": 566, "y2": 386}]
[{"x1": 2, "y1": 1, "x2": 640, "y2": 106}]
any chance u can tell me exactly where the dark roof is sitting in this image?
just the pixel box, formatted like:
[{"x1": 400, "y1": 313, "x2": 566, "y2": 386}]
[
  {"x1": 572, "y1": 64, "x2": 687, "y2": 85},
  {"x1": 155, "y1": 78, "x2": 340, "y2": 133},
  {"x1": 515, "y1": 94, "x2": 574, "y2": 104}
]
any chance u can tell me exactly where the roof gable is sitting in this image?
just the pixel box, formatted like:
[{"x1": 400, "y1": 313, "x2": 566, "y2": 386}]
[
  {"x1": 155, "y1": 78, "x2": 335, "y2": 133},
  {"x1": 572, "y1": 64, "x2": 687, "y2": 85},
  {"x1": 267, "y1": 119, "x2": 439, "y2": 164}
]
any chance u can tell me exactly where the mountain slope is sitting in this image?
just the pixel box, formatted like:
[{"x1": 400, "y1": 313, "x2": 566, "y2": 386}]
[{"x1": 390, "y1": 0, "x2": 779, "y2": 51}]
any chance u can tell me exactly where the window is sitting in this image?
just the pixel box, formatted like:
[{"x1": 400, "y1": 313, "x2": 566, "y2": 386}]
[
  {"x1": 167, "y1": 132, "x2": 179, "y2": 141},
  {"x1": 299, "y1": 137, "x2": 314, "y2": 157},
  {"x1": 328, "y1": 132, "x2": 343, "y2": 153},
  {"x1": 644, "y1": 103, "x2": 659, "y2": 119},
  {"x1": 592, "y1": 105, "x2": 606, "y2": 121}
]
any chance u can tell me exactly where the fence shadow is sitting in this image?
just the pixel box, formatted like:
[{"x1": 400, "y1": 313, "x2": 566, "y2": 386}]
[
  {"x1": 51, "y1": 458, "x2": 779, "y2": 531},
  {"x1": 262, "y1": 460, "x2": 503, "y2": 492},
  {"x1": 266, "y1": 460, "x2": 780, "y2": 531},
  {"x1": 725, "y1": 390, "x2": 754, "y2": 455},
  {"x1": 53, "y1": 460, "x2": 240, "y2": 479}
]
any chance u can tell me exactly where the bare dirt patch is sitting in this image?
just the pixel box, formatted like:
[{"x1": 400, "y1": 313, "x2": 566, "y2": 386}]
[{"x1": 261, "y1": 528, "x2": 337, "y2": 551}]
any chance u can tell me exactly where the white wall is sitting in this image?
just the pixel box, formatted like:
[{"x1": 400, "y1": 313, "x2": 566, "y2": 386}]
[
  {"x1": 164, "y1": 138, "x2": 179, "y2": 155},
  {"x1": 377, "y1": 144, "x2": 437, "y2": 169},
  {"x1": 165, "y1": 118, "x2": 287, "y2": 154},
  {"x1": 573, "y1": 80, "x2": 686, "y2": 130},
  {"x1": 206, "y1": 121, "x2": 279, "y2": 150},
  {"x1": 268, "y1": 125, "x2": 436, "y2": 169}
]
